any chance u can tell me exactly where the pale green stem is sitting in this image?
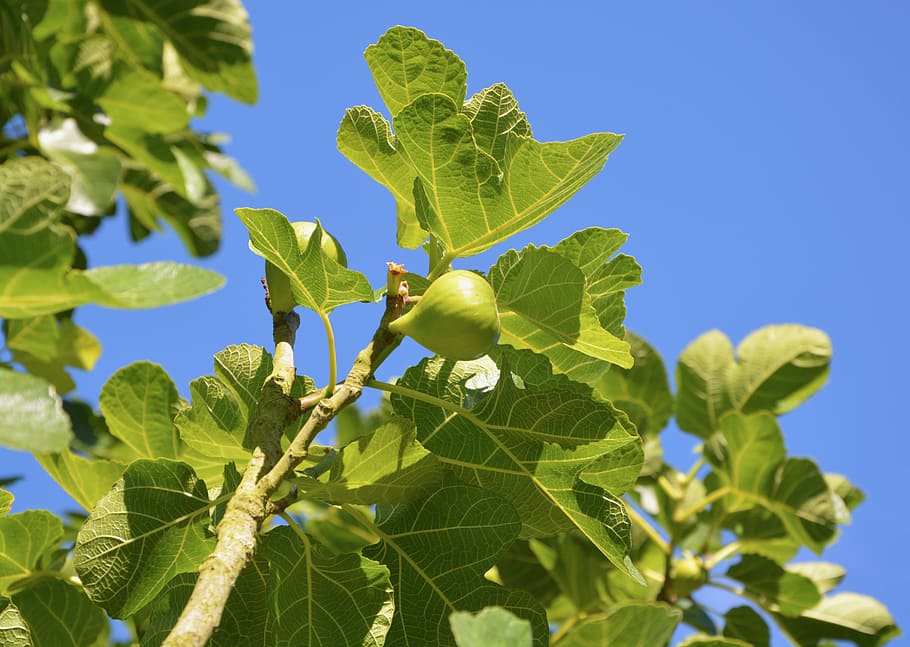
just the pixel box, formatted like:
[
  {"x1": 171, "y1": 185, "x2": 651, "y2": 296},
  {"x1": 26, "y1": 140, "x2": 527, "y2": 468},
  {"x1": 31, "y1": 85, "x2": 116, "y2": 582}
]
[
  {"x1": 683, "y1": 456, "x2": 705, "y2": 484},
  {"x1": 427, "y1": 251, "x2": 456, "y2": 282},
  {"x1": 319, "y1": 312, "x2": 337, "y2": 396},
  {"x1": 704, "y1": 540, "x2": 742, "y2": 570},
  {"x1": 657, "y1": 474, "x2": 683, "y2": 501},
  {"x1": 672, "y1": 486, "x2": 731, "y2": 523},
  {"x1": 623, "y1": 499, "x2": 670, "y2": 554},
  {"x1": 365, "y1": 378, "x2": 485, "y2": 428},
  {"x1": 278, "y1": 511, "x2": 308, "y2": 543}
]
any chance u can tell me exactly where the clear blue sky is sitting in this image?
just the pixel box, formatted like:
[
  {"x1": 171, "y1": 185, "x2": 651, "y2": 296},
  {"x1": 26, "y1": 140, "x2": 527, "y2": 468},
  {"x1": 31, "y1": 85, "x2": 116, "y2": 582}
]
[{"x1": 4, "y1": 2, "x2": 908, "y2": 642}]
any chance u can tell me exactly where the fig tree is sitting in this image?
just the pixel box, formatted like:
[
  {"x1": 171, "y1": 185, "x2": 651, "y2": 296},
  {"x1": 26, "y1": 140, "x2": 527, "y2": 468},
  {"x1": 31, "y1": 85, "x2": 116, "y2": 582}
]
[
  {"x1": 266, "y1": 221, "x2": 347, "y2": 313},
  {"x1": 388, "y1": 270, "x2": 500, "y2": 360}
]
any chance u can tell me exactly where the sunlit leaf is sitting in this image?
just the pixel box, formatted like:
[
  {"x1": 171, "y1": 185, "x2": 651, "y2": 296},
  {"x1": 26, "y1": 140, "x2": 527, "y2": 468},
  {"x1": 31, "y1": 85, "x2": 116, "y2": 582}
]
[
  {"x1": 10, "y1": 578, "x2": 107, "y2": 647},
  {"x1": 726, "y1": 554, "x2": 821, "y2": 616},
  {"x1": 0, "y1": 368, "x2": 71, "y2": 452},
  {"x1": 450, "y1": 607, "x2": 533, "y2": 647},
  {"x1": 0, "y1": 157, "x2": 70, "y2": 235},
  {"x1": 34, "y1": 451, "x2": 126, "y2": 512},
  {"x1": 775, "y1": 593, "x2": 900, "y2": 647},
  {"x1": 554, "y1": 601, "x2": 681, "y2": 647}
]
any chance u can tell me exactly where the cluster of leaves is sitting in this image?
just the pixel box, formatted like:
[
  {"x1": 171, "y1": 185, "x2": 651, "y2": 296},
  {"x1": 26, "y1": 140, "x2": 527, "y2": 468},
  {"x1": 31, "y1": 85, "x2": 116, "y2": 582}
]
[
  {"x1": 0, "y1": 0, "x2": 256, "y2": 445},
  {"x1": 0, "y1": 24, "x2": 900, "y2": 647}
]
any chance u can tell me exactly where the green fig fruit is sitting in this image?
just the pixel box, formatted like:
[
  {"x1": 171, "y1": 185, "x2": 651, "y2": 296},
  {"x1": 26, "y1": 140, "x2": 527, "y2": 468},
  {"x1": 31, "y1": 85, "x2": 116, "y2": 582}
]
[
  {"x1": 388, "y1": 270, "x2": 500, "y2": 360},
  {"x1": 266, "y1": 221, "x2": 348, "y2": 313},
  {"x1": 670, "y1": 554, "x2": 707, "y2": 598}
]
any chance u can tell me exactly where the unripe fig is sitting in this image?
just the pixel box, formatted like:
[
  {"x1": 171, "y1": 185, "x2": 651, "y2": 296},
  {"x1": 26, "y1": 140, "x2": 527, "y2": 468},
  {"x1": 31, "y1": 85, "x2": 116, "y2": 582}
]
[
  {"x1": 388, "y1": 270, "x2": 500, "y2": 360},
  {"x1": 670, "y1": 554, "x2": 707, "y2": 598},
  {"x1": 266, "y1": 221, "x2": 347, "y2": 313}
]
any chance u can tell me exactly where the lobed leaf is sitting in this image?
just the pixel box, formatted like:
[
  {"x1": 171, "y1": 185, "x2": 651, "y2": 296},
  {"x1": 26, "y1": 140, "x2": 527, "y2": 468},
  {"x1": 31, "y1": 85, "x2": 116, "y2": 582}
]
[
  {"x1": 364, "y1": 483, "x2": 548, "y2": 646},
  {"x1": 73, "y1": 459, "x2": 215, "y2": 617}
]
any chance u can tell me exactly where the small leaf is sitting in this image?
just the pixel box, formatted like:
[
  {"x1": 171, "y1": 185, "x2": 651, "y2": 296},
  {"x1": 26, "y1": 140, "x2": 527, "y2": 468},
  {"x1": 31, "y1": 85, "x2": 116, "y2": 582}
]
[
  {"x1": 364, "y1": 26, "x2": 467, "y2": 118},
  {"x1": 554, "y1": 601, "x2": 681, "y2": 647},
  {"x1": 676, "y1": 330, "x2": 735, "y2": 437},
  {"x1": 726, "y1": 554, "x2": 821, "y2": 616},
  {"x1": 365, "y1": 483, "x2": 548, "y2": 646},
  {"x1": 262, "y1": 526, "x2": 393, "y2": 647},
  {"x1": 74, "y1": 459, "x2": 214, "y2": 617},
  {"x1": 300, "y1": 416, "x2": 442, "y2": 505},
  {"x1": 97, "y1": 63, "x2": 189, "y2": 133},
  {"x1": 0, "y1": 157, "x2": 70, "y2": 235},
  {"x1": 237, "y1": 207, "x2": 373, "y2": 313},
  {"x1": 775, "y1": 593, "x2": 900, "y2": 647},
  {"x1": 11, "y1": 578, "x2": 107, "y2": 647},
  {"x1": 83, "y1": 262, "x2": 224, "y2": 308},
  {"x1": 4, "y1": 316, "x2": 59, "y2": 362},
  {"x1": 723, "y1": 605, "x2": 770, "y2": 647},
  {"x1": 0, "y1": 511, "x2": 63, "y2": 593},
  {"x1": 450, "y1": 607, "x2": 533, "y2": 647},
  {"x1": 0, "y1": 368, "x2": 71, "y2": 452},
  {"x1": 34, "y1": 451, "x2": 126, "y2": 512},
  {"x1": 100, "y1": 361, "x2": 184, "y2": 460}
]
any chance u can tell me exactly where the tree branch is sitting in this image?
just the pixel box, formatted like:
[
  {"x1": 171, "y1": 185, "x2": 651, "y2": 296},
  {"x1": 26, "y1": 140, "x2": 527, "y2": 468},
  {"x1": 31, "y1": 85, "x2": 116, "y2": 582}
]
[{"x1": 162, "y1": 277, "x2": 407, "y2": 647}]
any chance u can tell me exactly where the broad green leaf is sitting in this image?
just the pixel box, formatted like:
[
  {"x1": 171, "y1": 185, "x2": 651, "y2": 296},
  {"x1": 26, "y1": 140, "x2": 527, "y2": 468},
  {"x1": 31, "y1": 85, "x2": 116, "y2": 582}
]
[
  {"x1": 0, "y1": 157, "x2": 70, "y2": 234},
  {"x1": 175, "y1": 375, "x2": 251, "y2": 461},
  {"x1": 0, "y1": 511, "x2": 63, "y2": 593},
  {"x1": 398, "y1": 92, "x2": 622, "y2": 258},
  {"x1": 726, "y1": 324, "x2": 831, "y2": 414},
  {"x1": 54, "y1": 318, "x2": 102, "y2": 370},
  {"x1": 550, "y1": 228, "x2": 642, "y2": 337},
  {"x1": 101, "y1": 0, "x2": 257, "y2": 104},
  {"x1": 98, "y1": 6, "x2": 166, "y2": 73},
  {"x1": 390, "y1": 349, "x2": 642, "y2": 581},
  {"x1": 97, "y1": 62, "x2": 189, "y2": 132},
  {"x1": 37, "y1": 118, "x2": 122, "y2": 216},
  {"x1": 709, "y1": 412, "x2": 786, "y2": 510},
  {"x1": 262, "y1": 525, "x2": 393, "y2": 647},
  {"x1": 34, "y1": 451, "x2": 126, "y2": 511},
  {"x1": 494, "y1": 540, "x2": 560, "y2": 609},
  {"x1": 554, "y1": 601, "x2": 681, "y2": 647},
  {"x1": 450, "y1": 607, "x2": 533, "y2": 647},
  {"x1": 365, "y1": 483, "x2": 548, "y2": 646},
  {"x1": 364, "y1": 25, "x2": 467, "y2": 118},
  {"x1": 141, "y1": 561, "x2": 271, "y2": 647},
  {"x1": 237, "y1": 207, "x2": 373, "y2": 313},
  {"x1": 826, "y1": 472, "x2": 865, "y2": 516},
  {"x1": 723, "y1": 605, "x2": 770, "y2": 647},
  {"x1": 100, "y1": 361, "x2": 184, "y2": 459},
  {"x1": 0, "y1": 368, "x2": 71, "y2": 452},
  {"x1": 83, "y1": 261, "x2": 224, "y2": 308},
  {"x1": 300, "y1": 416, "x2": 442, "y2": 505},
  {"x1": 463, "y1": 83, "x2": 533, "y2": 167},
  {"x1": 0, "y1": 490, "x2": 11, "y2": 515},
  {"x1": 489, "y1": 246, "x2": 633, "y2": 378},
  {"x1": 726, "y1": 554, "x2": 821, "y2": 616},
  {"x1": 676, "y1": 637, "x2": 752, "y2": 647},
  {"x1": 11, "y1": 578, "x2": 107, "y2": 647},
  {"x1": 786, "y1": 561, "x2": 846, "y2": 595},
  {"x1": 74, "y1": 459, "x2": 215, "y2": 617},
  {"x1": 526, "y1": 534, "x2": 616, "y2": 613},
  {"x1": 4, "y1": 315, "x2": 59, "y2": 362},
  {"x1": 297, "y1": 501, "x2": 380, "y2": 555},
  {"x1": 775, "y1": 593, "x2": 900, "y2": 647},
  {"x1": 676, "y1": 330, "x2": 735, "y2": 437},
  {"x1": 8, "y1": 317, "x2": 102, "y2": 394},
  {"x1": 336, "y1": 105, "x2": 425, "y2": 248},
  {"x1": 0, "y1": 598, "x2": 29, "y2": 646},
  {"x1": 594, "y1": 331, "x2": 673, "y2": 436},
  {"x1": 108, "y1": 125, "x2": 190, "y2": 200}
]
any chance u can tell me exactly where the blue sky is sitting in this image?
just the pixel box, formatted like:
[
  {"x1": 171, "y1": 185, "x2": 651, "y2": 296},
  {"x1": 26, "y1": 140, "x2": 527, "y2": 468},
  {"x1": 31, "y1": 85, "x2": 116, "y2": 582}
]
[{"x1": 4, "y1": 2, "x2": 908, "y2": 642}]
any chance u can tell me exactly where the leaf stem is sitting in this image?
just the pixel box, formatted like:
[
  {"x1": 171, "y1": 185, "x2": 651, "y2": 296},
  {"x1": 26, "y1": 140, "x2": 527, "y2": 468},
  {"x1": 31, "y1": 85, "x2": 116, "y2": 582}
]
[
  {"x1": 623, "y1": 499, "x2": 670, "y2": 554},
  {"x1": 672, "y1": 486, "x2": 731, "y2": 523},
  {"x1": 426, "y1": 251, "x2": 455, "y2": 282},
  {"x1": 320, "y1": 312, "x2": 337, "y2": 396},
  {"x1": 703, "y1": 540, "x2": 741, "y2": 570},
  {"x1": 365, "y1": 378, "x2": 485, "y2": 428}
]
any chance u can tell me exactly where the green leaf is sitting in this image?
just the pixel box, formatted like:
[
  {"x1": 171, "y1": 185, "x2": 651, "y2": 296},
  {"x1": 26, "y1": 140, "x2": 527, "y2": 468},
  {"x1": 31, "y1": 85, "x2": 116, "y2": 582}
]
[
  {"x1": 786, "y1": 562, "x2": 846, "y2": 596},
  {"x1": 450, "y1": 607, "x2": 533, "y2": 647},
  {"x1": 726, "y1": 554, "x2": 821, "y2": 616},
  {"x1": 0, "y1": 598, "x2": 30, "y2": 646},
  {"x1": 336, "y1": 105, "x2": 425, "y2": 248},
  {"x1": 82, "y1": 261, "x2": 224, "y2": 308},
  {"x1": 262, "y1": 525, "x2": 393, "y2": 647},
  {"x1": 142, "y1": 562, "x2": 271, "y2": 647},
  {"x1": 723, "y1": 605, "x2": 770, "y2": 647},
  {"x1": 34, "y1": 451, "x2": 127, "y2": 511},
  {"x1": 0, "y1": 157, "x2": 70, "y2": 235},
  {"x1": 74, "y1": 459, "x2": 215, "y2": 617},
  {"x1": 526, "y1": 534, "x2": 616, "y2": 613},
  {"x1": 10, "y1": 578, "x2": 107, "y2": 647},
  {"x1": 775, "y1": 593, "x2": 900, "y2": 647},
  {"x1": 37, "y1": 118, "x2": 122, "y2": 216},
  {"x1": 365, "y1": 483, "x2": 548, "y2": 646},
  {"x1": 550, "y1": 227, "x2": 642, "y2": 337},
  {"x1": 0, "y1": 368, "x2": 71, "y2": 452},
  {"x1": 594, "y1": 331, "x2": 673, "y2": 436},
  {"x1": 0, "y1": 511, "x2": 63, "y2": 594},
  {"x1": 101, "y1": 0, "x2": 257, "y2": 104},
  {"x1": 97, "y1": 62, "x2": 189, "y2": 132},
  {"x1": 826, "y1": 473, "x2": 865, "y2": 516},
  {"x1": 489, "y1": 246, "x2": 633, "y2": 378},
  {"x1": 4, "y1": 315, "x2": 59, "y2": 362},
  {"x1": 726, "y1": 324, "x2": 831, "y2": 414},
  {"x1": 237, "y1": 207, "x2": 373, "y2": 314},
  {"x1": 676, "y1": 330, "x2": 735, "y2": 437},
  {"x1": 100, "y1": 361, "x2": 184, "y2": 460},
  {"x1": 390, "y1": 349, "x2": 642, "y2": 581},
  {"x1": 0, "y1": 490, "x2": 11, "y2": 515},
  {"x1": 300, "y1": 416, "x2": 442, "y2": 505},
  {"x1": 676, "y1": 637, "x2": 753, "y2": 647},
  {"x1": 554, "y1": 601, "x2": 681, "y2": 647},
  {"x1": 463, "y1": 83, "x2": 533, "y2": 167},
  {"x1": 398, "y1": 92, "x2": 622, "y2": 258},
  {"x1": 364, "y1": 25, "x2": 467, "y2": 118}
]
